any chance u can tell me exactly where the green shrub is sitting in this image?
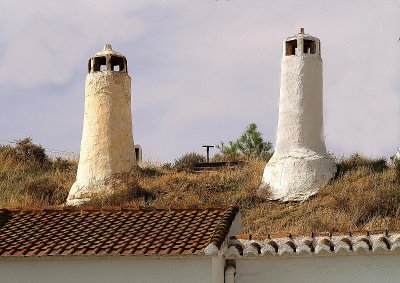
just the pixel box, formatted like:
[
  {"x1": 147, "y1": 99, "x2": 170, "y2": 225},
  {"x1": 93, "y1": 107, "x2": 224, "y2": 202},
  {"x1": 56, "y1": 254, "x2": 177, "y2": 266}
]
[
  {"x1": 0, "y1": 138, "x2": 48, "y2": 166},
  {"x1": 217, "y1": 123, "x2": 272, "y2": 161},
  {"x1": 173, "y1": 152, "x2": 206, "y2": 170}
]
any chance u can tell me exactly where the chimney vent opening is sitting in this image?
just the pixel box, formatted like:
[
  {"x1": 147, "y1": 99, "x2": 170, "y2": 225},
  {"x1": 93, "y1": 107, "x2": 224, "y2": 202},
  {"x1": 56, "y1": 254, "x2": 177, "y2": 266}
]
[
  {"x1": 110, "y1": 56, "x2": 125, "y2": 72},
  {"x1": 92, "y1": 56, "x2": 107, "y2": 72},
  {"x1": 303, "y1": 39, "x2": 316, "y2": 54},
  {"x1": 285, "y1": 39, "x2": 297, "y2": 56}
]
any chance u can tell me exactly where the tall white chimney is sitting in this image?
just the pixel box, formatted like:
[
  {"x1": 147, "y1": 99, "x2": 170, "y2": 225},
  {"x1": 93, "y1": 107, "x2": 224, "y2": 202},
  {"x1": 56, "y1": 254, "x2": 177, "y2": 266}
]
[
  {"x1": 67, "y1": 44, "x2": 136, "y2": 205},
  {"x1": 260, "y1": 29, "x2": 336, "y2": 201}
]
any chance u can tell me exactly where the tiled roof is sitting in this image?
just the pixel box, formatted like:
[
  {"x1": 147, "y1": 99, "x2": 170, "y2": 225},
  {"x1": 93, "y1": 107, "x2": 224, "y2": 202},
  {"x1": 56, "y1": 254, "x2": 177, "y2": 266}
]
[
  {"x1": 0, "y1": 206, "x2": 238, "y2": 257},
  {"x1": 226, "y1": 231, "x2": 400, "y2": 257}
]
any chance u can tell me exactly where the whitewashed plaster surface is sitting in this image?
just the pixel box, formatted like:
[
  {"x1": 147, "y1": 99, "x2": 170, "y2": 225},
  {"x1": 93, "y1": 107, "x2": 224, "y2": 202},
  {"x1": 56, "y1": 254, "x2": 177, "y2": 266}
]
[
  {"x1": 67, "y1": 46, "x2": 136, "y2": 205},
  {"x1": 260, "y1": 33, "x2": 336, "y2": 201},
  {"x1": 395, "y1": 148, "x2": 400, "y2": 160},
  {"x1": 235, "y1": 254, "x2": 400, "y2": 283},
  {"x1": 0, "y1": 257, "x2": 212, "y2": 283}
]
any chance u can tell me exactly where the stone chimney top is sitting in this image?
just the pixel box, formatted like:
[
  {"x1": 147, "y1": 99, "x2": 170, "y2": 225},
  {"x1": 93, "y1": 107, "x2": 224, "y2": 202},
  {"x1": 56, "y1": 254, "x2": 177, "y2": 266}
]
[
  {"x1": 91, "y1": 43, "x2": 126, "y2": 59},
  {"x1": 283, "y1": 30, "x2": 321, "y2": 57}
]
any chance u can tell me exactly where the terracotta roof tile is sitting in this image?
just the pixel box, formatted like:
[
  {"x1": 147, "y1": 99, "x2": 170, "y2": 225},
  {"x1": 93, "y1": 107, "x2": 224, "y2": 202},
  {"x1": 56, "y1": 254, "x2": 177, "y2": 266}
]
[
  {"x1": 0, "y1": 206, "x2": 238, "y2": 257},
  {"x1": 226, "y1": 230, "x2": 400, "y2": 257}
]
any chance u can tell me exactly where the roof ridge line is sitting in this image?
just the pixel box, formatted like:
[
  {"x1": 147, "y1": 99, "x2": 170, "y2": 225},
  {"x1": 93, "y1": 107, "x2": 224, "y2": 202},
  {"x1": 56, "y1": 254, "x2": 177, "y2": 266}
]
[
  {"x1": 207, "y1": 206, "x2": 239, "y2": 249},
  {"x1": 235, "y1": 229, "x2": 392, "y2": 240},
  {"x1": 2, "y1": 205, "x2": 239, "y2": 213}
]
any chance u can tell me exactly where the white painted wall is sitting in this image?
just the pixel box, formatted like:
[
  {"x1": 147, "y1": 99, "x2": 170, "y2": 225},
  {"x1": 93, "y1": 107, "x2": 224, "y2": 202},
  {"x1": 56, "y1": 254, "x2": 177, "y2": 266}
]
[
  {"x1": 0, "y1": 257, "x2": 212, "y2": 283},
  {"x1": 395, "y1": 148, "x2": 400, "y2": 160},
  {"x1": 236, "y1": 254, "x2": 400, "y2": 283},
  {"x1": 229, "y1": 212, "x2": 243, "y2": 237}
]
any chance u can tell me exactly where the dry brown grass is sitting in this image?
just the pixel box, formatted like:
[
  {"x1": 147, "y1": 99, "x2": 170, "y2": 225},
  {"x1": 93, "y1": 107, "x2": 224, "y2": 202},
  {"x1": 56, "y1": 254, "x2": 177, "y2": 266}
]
[
  {"x1": 244, "y1": 167, "x2": 400, "y2": 234},
  {"x1": 87, "y1": 160, "x2": 265, "y2": 209},
  {"x1": 0, "y1": 143, "x2": 76, "y2": 207},
  {"x1": 1, "y1": 144, "x2": 400, "y2": 234},
  {"x1": 80, "y1": 156, "x2": 400, "y2": 234}
]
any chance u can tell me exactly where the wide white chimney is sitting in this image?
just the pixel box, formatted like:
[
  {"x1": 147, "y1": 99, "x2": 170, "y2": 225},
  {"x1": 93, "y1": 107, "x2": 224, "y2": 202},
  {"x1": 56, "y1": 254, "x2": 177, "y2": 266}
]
[
  {"x1": 67, "y1": 44, "x2": 136, "y2": 205},
  {"x1": 259, "y1": 29, "x2": 336, "y2": 201}
]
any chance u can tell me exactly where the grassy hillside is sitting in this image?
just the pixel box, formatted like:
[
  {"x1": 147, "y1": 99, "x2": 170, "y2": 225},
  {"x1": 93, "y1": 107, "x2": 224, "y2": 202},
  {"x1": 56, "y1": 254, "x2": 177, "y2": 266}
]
[
  {"x1": 0, "y1": 139, "x2": 75, "y2": 207},
  {"x1": 1, "y1": 139, "x2": 400, "y2": 234}
]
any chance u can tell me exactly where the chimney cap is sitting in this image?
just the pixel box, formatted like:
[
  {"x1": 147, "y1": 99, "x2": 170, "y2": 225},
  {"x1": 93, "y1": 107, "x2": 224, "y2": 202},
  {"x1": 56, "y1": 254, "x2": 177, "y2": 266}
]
[
  {"x1": 285, "y1": 29, "x2": 318, "y2": 41},
  {"x1": 104, "y1": 43, "x2": 113, "y2": 51},
  {"x1": 91, "y1": 43, "x2": 126, "y2": 59}
]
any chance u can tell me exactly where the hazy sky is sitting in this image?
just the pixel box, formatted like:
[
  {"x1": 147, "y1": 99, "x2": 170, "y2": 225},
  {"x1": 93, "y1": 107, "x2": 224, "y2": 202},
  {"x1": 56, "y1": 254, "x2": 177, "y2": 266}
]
[{"x1": 1, "y1": 0, "x2": 399, "y2": 162}]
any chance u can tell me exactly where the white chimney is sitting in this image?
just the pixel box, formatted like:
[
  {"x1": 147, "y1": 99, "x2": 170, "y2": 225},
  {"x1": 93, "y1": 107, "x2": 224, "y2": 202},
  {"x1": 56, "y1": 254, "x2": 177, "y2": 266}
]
[
  {"x1": 395, "y1": 148, "x2": 400, "y2": 160},
  {"x1": 259, "y1": 29, "x2": 336, "y2": 201},
  {"x1": 67, "y1": 44, "x2": 136, "y2": 205}
]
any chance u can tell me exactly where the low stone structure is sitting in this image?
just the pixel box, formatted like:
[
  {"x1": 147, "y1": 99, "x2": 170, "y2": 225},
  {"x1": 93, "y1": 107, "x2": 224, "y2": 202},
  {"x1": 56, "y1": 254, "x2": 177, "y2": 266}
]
[
  {"x1": 259, "y1": 29, "x2": 336, "y2": 201},
  {"x1": 67, "y1": 44, "x2": 136, "y2": 205}
]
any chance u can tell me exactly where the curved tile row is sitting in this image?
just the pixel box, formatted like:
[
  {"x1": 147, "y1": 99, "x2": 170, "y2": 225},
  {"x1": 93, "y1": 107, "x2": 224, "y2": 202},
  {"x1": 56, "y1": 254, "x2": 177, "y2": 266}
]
[
  {"x1": 0, "y1": 206, "x2": 239, "y2": 257},
  {"x1": 226, "y1": 232, "x2": 400, "y2": 257}
]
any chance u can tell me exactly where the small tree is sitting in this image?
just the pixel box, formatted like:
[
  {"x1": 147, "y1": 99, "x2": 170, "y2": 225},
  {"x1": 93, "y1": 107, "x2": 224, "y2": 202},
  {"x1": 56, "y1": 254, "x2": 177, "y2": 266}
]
[
  {"x1": 217, "y1": 141, "x2": 241, "y2": 159},
  {"x1": 217, "y1": 123, "x2": 272, "y2": 161},
  {"x1": 237, "y1": 123, "x2": 272, "y2": 159}
]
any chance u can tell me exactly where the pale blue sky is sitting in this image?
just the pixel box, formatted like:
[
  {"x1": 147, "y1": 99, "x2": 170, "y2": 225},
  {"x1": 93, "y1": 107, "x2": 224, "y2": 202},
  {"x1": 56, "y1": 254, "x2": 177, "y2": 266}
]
[{"x1": 0, "y1": 0, "x2": 399, "y2": 162}]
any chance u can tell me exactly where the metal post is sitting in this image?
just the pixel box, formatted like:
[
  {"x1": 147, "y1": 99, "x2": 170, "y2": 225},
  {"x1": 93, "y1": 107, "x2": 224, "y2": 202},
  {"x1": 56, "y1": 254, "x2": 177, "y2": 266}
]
[{"x1": 202, "y1": 145, "x2": 215, "y2": 163}]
